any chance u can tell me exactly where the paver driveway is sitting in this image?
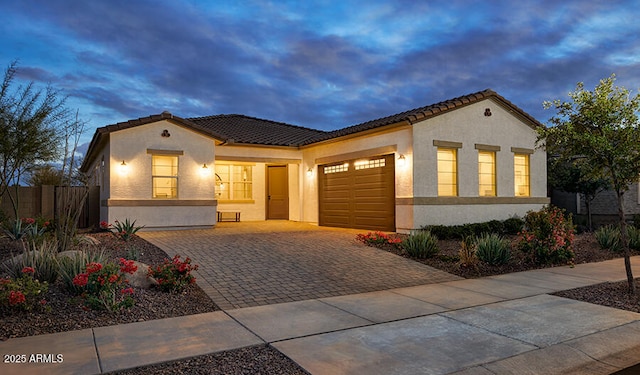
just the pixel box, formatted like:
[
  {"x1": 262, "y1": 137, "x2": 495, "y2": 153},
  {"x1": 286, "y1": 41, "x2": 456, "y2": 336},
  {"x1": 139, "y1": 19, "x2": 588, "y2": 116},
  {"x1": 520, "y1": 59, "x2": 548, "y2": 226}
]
[{"x1": 139, "y1": 221, "x2": 461, "y2": 309}]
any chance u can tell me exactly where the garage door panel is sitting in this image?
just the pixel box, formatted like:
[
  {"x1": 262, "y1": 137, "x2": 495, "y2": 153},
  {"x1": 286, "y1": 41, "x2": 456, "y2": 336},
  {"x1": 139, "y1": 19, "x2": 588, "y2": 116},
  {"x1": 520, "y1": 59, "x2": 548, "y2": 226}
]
[
  {"x1": 319, "y1": 154, "x2": 395, "y2": 232},
  {"x1": 354, "y1": 216, "x2": 393, "y2": 228},
  {"x1": 354, "y1": 189, "x2": 388, "y2": 198},
  {"x1": 322, "y1": 215, "x2": 350, "y2": 226}
]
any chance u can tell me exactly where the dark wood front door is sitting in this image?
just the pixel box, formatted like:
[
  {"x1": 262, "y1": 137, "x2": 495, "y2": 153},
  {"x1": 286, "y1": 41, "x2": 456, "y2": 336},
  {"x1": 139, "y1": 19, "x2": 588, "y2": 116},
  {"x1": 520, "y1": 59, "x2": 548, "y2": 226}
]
[{"x1": 267, "y1": 165, "x2": 288, "y2": 219}]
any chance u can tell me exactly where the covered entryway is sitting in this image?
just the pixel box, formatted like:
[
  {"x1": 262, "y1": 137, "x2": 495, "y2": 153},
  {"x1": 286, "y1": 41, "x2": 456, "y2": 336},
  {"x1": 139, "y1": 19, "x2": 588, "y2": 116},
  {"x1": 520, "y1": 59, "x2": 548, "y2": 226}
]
[{"x1": 319, "y1": 154, "x2": 395, "y2": 231}]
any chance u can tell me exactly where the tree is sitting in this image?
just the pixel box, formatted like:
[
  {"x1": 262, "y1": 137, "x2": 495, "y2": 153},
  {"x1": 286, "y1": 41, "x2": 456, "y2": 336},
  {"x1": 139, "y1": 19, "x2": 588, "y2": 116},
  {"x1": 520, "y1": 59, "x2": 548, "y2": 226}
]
[
  {"x1": 0, "y1": 60, "x2": 67, "y2": 217},
  {"x1": 26, "y1": 164, "x2": 64, "y2": 186},
  {"x1": 539, "y1": 75, "x2": 640, "y2": 294},
  {"x1": 547, "y1": 155, "x2": 608, "y2": 231}
]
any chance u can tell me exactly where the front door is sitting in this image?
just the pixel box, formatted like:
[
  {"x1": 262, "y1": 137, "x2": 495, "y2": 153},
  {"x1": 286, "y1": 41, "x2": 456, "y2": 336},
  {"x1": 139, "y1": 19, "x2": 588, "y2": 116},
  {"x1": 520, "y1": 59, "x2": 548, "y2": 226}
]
[{"x1": 267, "y1": 165, "x2": 288, "y2": 219}]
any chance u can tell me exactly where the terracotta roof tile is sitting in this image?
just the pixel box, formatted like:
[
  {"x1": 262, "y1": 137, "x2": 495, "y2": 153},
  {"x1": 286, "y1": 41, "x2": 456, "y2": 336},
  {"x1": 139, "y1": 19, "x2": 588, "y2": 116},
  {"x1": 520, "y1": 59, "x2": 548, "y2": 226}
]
[
  {"x1": 305, "y1": 89, "x2": 542, "y2": 144},
  {"x1": 81, "y1": 89, "x2": 542, "y2": 171},
  {"x1": 187, "y1": 114, "x2": 325, "y2": 146}
]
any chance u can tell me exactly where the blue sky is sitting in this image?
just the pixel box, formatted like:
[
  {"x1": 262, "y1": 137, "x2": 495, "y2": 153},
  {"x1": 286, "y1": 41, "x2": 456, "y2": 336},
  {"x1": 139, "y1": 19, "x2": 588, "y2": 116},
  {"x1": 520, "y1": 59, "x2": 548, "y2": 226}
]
[{"x1": 2, "y1": 0, "x2": 640, "y2": 149}]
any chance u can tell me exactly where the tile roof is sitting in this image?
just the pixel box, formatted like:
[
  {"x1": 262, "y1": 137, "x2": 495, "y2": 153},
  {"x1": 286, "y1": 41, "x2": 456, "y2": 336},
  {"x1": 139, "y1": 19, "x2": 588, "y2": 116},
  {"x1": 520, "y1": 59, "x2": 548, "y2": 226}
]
[
  {"x1": 187, "y1": 114, "x2": 325, "y2": 146},
  {"x1": 81, "y1": 89, "x2": 542, "y2": 171},
  {"x1": 305, "y1": 89, "x2": 543, "y2": 144}
]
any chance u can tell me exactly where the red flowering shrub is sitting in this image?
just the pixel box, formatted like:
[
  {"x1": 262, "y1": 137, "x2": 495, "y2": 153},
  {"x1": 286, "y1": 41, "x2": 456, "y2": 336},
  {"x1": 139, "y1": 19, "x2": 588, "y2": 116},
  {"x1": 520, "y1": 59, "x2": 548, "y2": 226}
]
[
  {"x1": 0, "y1": 267, "x2": 49, "y2": 312},
  {"x1": 518, "y1": 206, "x2": 575, "y2": 265},
  {"x1": 148, "y1": 255, "x2": 198, "y2": 292},
  {"x1": 356, "y1": 231, "x2": 402, "y2": 248},
  {"x1": 72, "y1": 258, "x2": 138, "y2": 311}
]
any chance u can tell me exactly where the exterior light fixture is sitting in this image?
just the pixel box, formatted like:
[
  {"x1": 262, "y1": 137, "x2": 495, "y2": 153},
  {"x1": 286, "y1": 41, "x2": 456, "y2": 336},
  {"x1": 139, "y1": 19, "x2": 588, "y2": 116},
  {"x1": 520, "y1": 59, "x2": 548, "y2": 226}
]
[
  {"x1": 398, "y1": 154, "x2": 406, "y2": 167},
  {"x1": 200, "y1": 163, "x2": 210, "y2": 177},
  {"x1": 118, "y1": 160, "x2": 128, "y2": 176},
  {"x1": 307, "y1": 168, "x2": 313, "y2": 177}
]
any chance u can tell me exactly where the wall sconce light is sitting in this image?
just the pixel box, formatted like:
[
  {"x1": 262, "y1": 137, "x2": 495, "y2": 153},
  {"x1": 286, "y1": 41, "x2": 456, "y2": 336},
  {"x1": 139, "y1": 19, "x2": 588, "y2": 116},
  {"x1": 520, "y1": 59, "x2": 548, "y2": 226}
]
[
  {"x1": 307, "y1": 168, "x2": 313, "y2": 177},
  {"x1": 200, "y1": 163, "x2": 210, "y2": 177},
  {"x1": 118, "y1": 160, "x2": 128, "y2": 175},
  {"x1": 398, "y1": 154, "x2": 406, "y2": 167}
]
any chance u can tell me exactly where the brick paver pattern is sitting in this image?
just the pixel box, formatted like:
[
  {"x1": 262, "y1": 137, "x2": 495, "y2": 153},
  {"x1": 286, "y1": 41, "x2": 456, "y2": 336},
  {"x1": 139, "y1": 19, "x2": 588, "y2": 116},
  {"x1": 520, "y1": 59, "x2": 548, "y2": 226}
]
[{"x1": 139, "y1": 222, "x2": 461, "y2": 310}]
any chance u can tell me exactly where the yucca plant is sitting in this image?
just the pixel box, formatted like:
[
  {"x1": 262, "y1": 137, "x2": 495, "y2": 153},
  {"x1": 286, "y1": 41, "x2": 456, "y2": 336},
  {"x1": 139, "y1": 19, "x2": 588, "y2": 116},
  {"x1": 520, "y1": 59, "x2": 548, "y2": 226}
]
[
  {"x1": 57, "y1": 247, "x2": 109, "y2": 295},
  {"x1": 475, "y1": 233, "x2": 511, "y2": 266},
  {"x1": 626, "y1": 226, "x2": 640, "y2": 251},
  {"x1": 402, "y1": 230, "x2": 439, "y2": 259},
  {"x1": 595, "y1": 225, "x2": 622, "y2": 252},
  {"x1": 2, "y1": 240, "x2": 60, "y2": 283}
]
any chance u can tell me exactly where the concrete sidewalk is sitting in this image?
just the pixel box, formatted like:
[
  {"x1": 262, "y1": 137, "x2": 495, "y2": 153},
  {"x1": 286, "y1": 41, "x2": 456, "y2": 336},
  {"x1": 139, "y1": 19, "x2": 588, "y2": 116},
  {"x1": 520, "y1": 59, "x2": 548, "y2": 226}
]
[{"x1": 2, "y1": 257, "x2": 640, "y2": 374}]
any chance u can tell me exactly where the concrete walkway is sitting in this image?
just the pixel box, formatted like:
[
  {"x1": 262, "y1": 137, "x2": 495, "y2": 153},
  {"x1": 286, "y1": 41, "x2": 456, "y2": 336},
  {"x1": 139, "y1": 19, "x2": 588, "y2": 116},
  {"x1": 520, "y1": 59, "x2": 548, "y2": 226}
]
[{"x1": 2, "y1": 256, "x2": 640, "y2": 374}]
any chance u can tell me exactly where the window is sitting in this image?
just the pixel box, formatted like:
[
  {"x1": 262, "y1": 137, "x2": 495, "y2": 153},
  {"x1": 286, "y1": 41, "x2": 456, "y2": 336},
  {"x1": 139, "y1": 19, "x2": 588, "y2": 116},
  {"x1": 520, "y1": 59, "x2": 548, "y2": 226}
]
[
  {"x1": 354, "y1": 158, "x2": 385, "y2": 170},
  {"x1": 324, "y1": 163, "x2": 349, "y2": 174},
  {"x1": 478, "y1": 151, "x2": 496, "y2": 196},
  {"x1": 215, "y1": 164, "x2": 253, "y2": 200},
  {"x1": 437, "y1": 148, "x2": 457, "y2": 196},
  {"x1": 514, "y1": 154, "x2": 530, "y2": 197},
  {"x1": 152, "y1": 155, "x2": 178, "y2": 198}
]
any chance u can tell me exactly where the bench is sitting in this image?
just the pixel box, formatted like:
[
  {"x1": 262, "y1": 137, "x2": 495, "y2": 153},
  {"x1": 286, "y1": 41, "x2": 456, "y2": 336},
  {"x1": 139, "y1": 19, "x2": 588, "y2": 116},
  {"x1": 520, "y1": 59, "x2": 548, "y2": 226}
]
[{"x1": 217, "y1": 210, "x2": 241, "y2": 222}]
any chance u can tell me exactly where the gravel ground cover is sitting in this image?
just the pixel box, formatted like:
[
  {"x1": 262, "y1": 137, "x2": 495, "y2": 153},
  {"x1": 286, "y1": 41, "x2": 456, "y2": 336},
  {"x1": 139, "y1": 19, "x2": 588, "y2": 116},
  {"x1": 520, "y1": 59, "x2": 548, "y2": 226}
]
[{"x1": 2, "y1": 230, "x2": 639, "y2": 374}]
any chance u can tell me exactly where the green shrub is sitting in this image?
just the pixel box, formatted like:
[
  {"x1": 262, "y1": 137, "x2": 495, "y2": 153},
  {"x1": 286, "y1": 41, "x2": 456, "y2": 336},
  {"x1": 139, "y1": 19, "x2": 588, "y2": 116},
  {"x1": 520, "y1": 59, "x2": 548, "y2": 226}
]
[
  {"x1": 518, "y1": 206, "x2": 575, "y2": 265},
  {"x1": 101, "y1": 218, "x2": 145, "y2": 242},
  {"x1": 72, "y1": 258, "x2": 137, "y2": 311},
  {"x1": 503, "y1": 217, "x2": 525, "y2": 234},
  {"x1": 594, "y1": 225, "x2": 621, "y2": 252},
  {"x1": 458, "y1": 236, "x2": 478, "y2": 268},
  {"x1": 423, "y1": 217, "x2": 524, "y2": 240},
  {"x1": 148, "y1": 255, "x2": 199, "y2": 292},
  {"x1": 402, "y1": 230, "x2": 439, "y2": 259},
  {"x1": 0, "y1": 268, "x2": 49, "y2": 311},
  {"x1": 627, "y1": 226, "x2": 640, "y2": 251},
  {"x1": 58, "y1": 248, "x2": 109, "y2": 295},
  {"x1": 475, "y1": 233, "x2": 511, "y2": 266},
  {"x1": 2, "y1": 240, "x2": 59, "y2": 283}
]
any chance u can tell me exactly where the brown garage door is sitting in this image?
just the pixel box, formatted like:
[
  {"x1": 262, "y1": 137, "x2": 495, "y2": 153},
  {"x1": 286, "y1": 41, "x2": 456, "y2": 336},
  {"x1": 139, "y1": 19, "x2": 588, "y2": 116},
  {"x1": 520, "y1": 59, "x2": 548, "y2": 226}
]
[{"x1": 319, "y1": 154, "x2": 395, "y2": 231}]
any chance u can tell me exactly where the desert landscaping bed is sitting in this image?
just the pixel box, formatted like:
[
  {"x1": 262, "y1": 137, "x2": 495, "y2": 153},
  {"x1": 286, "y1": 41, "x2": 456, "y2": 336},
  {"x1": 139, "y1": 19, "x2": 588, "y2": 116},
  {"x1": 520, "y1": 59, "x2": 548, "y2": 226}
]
[
  {"x1": 2, "y1": 230, "x2": 640, "y2": 374},
  {"x1": 0, "y1": 233, "x2": 219, "y2": 340}
]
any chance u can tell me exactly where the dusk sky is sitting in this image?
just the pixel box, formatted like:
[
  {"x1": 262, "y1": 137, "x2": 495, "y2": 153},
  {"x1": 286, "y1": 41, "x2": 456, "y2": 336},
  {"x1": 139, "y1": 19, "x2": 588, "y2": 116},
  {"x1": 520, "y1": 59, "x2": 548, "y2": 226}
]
[{"x1": 2, "y1": 0, "x2": 640, "y2": 148}]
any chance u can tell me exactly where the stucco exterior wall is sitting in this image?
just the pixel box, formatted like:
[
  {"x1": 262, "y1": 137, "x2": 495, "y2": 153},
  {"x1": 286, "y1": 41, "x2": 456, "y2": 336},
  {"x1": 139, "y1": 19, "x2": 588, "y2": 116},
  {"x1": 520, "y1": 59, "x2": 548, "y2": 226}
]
[
  {"x1": 105, "y1": 120, "x2": 217, "y2": 228},
  {"x1": 413, "y1": 203, "x2": 545, "y2": 227},
  {"x1": 406, "y1": 99, "x2": 548, "y2": 231}
]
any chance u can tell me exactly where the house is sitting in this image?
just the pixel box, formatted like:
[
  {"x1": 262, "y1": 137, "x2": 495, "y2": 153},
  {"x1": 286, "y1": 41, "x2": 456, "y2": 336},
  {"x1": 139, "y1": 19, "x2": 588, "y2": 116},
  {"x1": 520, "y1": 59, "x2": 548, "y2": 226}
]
[
  {"x1": 552, "y1": 184, "x2": 640, "y2": 226},
  {"x1": 79, "y1": 89, "x2": 549, "y2": 233}
]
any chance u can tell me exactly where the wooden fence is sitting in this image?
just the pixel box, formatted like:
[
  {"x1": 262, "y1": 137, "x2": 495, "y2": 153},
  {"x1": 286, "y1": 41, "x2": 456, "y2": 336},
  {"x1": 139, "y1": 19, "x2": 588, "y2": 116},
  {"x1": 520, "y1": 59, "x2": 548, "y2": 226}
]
[{"x1": 0, "y1": 185, "x2": 100, "y2": 228}]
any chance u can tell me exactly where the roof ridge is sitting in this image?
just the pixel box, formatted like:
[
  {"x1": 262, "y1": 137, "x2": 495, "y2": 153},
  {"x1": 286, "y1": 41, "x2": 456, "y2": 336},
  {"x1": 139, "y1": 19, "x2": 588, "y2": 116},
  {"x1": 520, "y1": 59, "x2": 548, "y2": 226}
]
[
  {"x1": 302, "y1": 88, "x2": 541, "y2": 145},
  {"x1": 188, "y1": 113, "x2": 327, "y2": 135}
]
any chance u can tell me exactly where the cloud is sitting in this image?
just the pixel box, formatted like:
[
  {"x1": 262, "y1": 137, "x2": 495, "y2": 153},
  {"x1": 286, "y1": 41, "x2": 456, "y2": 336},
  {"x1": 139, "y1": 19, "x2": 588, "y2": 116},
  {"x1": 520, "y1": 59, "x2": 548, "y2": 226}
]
[{"x1": 1, "y1": 0, "x2": 639, "y2": 133}]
